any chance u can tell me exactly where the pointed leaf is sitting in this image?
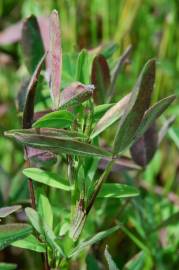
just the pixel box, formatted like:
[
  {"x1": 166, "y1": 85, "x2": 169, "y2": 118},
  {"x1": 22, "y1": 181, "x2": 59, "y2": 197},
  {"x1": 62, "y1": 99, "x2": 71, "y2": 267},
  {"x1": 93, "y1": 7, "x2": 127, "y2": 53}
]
[
  {"x1": 75, "y1": 49, "x2": 90, "y2": 84},
  {"x1": 23, "y1": 168, "x2": 72, "y2": 191},
  {"x1": 12, "y1": 234, "x2": 46, "y2": 253},
  {"x1": 130, "y1": 124, "x2": 158, "y2": 167},
  {"x1": 98, "y1": 183, "x2": 139, "y2": 198},
  {"x1": 49, "y1": 10, "x2": 62, "y2": 109},
  {"x1": 60, "y1": 82, "x2": 94, "y2": 108},
  {"x1": 6, "y1": 129, "x2": 112, "y2": 158},
  {"x1": 113, "y1": 59, "x2": 156, "y2": 154},
  {"x1": 23, "y1": 53, "x2": 46, "y2": 129},
  {"x1": 105, "y1": 246, "x2": 119, "y2": 270},
  {"x1": 69, "y1": 225, "x2": 120, "y2": 258},
  {"x1": 91, "y1": 54, "x2": 110, "y2": 104},
  {"x1": 0, "y1": 224, "x2": 32, "y2": 250},
  {"x1": 33, "y1": 110, "x2": 74, "y2": 128},
  {"x1": 91, "y1": 94, "x2": 130, "y2": 139},
  {"x1": 0, "y1": 205, "x2": 21, "y2": 218},
  {"x1": 134, "y1": 95, "x2": 176, "y2": 143},
  {"x1": 21, "y1": 15, "x2": 45, "y2": 74},
  {"x1": 99, "y1": 156, "x2": 140, "y2": 172},
  {"x1": 93, "y1": 104, "x2": 114, "y2": 121},
  {"x1": 158, "y1": 116, "x2": 176, "y2": 145},
  {"x1": 108, "y1": 45, "x2": 132, "y2": 102}
]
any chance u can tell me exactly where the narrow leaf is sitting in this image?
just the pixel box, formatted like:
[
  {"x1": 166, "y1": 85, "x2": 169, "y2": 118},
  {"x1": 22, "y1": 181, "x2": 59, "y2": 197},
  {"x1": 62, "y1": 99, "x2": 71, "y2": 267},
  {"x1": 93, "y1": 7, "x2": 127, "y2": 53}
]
[
  {"x1": 0, "y1": 224, "x2": 32, "y2": 250},
  {"x1": 134, "y1": 95, "x2": 176, "y2": 143},
  {"x1": 99, "y1": 156, "x2": 140, "y2": 172},
  {"x1": 91, "y1": 94, "x2": 130, "y2": 139},
  {"x1": 91, "y1": 54, "x2": 110, "y2": 104},
  {"x1": 98, "y1": 183, "x2": 139, "y2": 198},
  {"x1": 49, "y1": 10, "x2": 62, "y2": 109},
  {"x1": 108, "y1": 45, "x2": 132, "y2": 102},
  {"x1": 12, "y1": 234, "x2": 46, "y2": 253},
  {"x1": 69, "y1": 225, "x2": 120, "y2": 258},
  {"x1": 105, "y1": 245, "x2": 119, "y2": 270},
  {"x1": 158, "y1": 116, "x2": 176, "y2": 145},
  {"x1": 113, "y1": 59, "x2": 156, "y2": 154},
  {"x1": 33, "y1": 110, "x2": 74, "y2": 128},
  {"x1": 0, "y1": 205, "x2": 21, "y2": 218},
  {"x1": 6, "y1": 129, "x2": 112, "y2": 158},
  {"x1": 23, "y1": 168, "x2": 72, "y2": 191},
  {"x1": 23, "y1": 53, "x2": 46, "y2": 129},
  {"x1": 21, "y1": 16, "x2": 45, "y2": 74}
]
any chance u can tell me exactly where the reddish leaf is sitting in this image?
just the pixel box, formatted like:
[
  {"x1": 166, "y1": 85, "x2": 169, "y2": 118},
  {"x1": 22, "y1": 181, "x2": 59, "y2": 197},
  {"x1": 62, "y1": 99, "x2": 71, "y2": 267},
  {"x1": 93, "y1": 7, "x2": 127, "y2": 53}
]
[
  {"x1": 130, "y1": 124, "x2": 158, "y2": 167},
  {"x1": 23, "y1": 53, "x2": 46, "y2": 129},
  {"x1": 60, "y1": 82, "x2": 93, "y2": 108},
  {"x1": 91, "y1": 55, "x2": 110, "y2": 104},
  {"x1": 0, "y1": 21, "x2": 22, "y2": 45},
  {"x1": 21, "y1": 16, "x2": 45, "y2": 74},
  {"x1": 49, "y1": 10, "x2": 62, "y2": 109}
]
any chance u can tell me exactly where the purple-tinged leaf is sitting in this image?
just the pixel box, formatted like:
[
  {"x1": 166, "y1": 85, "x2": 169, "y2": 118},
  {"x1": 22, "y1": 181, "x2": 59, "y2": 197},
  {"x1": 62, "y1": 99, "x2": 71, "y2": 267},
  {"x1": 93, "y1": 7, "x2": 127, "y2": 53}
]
[
  {"x1": 23, "y1": 53, "x2": 46, "y2": 129},
  {"x1": 5, "y1": 129, "x2": 111, "y2": 158},
  {"x1": 0, "y1": 21, "x2": 22, "y2": 45},
  {"x1": 130, "y1": 124, "x2": 158, "y2": 167},
  {"x1": 21, "y1": 16, "x2": 45, "y2": 74},
  {"x1": 107, "y1": 45, "x2": 132, "y2": 102},
  {"x1": 91, "y1": 94, "x2": 130, "y2": 139},
  {"x1": 26, "y1": 147, "x2": 57, "y2": 168},
  {"x1": 113, "y1": 59, "x2": 156, "y2": 154},
  {"x1": 99, "y1": 156, "x2": 140, "y2": 172},
  {"x1": 91, "y1": 55, "x2": 110, "y2": 104},
  {"x1": 60, "y1": 82, "x2": 94, "y2": 108},
  {"x1": 0, "y1": 205, "x2": 21, "y2": 218},
  {"x1": 49, "y1": 10, "x2": 62, "y2": 109}
]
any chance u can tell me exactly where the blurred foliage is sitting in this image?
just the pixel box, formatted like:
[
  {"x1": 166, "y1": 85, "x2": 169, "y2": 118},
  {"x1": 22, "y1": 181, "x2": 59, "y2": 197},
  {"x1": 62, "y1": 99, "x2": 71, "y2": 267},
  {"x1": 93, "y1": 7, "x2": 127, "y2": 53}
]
[{"x1": 0, "y1": 0, "x2": 179, "y2": 269}]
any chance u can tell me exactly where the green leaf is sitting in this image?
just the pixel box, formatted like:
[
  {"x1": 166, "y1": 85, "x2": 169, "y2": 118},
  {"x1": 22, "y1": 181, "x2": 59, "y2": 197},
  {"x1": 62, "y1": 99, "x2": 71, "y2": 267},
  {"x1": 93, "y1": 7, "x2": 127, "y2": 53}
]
[
  {"x1": 93, "y1": 104, "x2": 114, "y2": 121},
  {"x1": 69, "y1": 225, "x2": 120, "y2": 258},
  {"x1": 75, "y1": 49, "x2": 89, "y2": 84},
  {"x1": 12, "y1": 234, "x2": 46, "y2": 253},
  {"x1": 113, "y1": 59, "x2": 156, "y2": 154},
  {"x1": 21, "y1": 15, "x2": 45, "y2": 74},
  {"x1": 0, "y1": 223, "x2": 32, "y2": 250},
  {"x1": 91, "y1": 94, "x2": 130, "y2": 139},
  {"x1": 33, "y1": 110, "x2": 74, "y2": 128},
  {"x1": 134, "y1": 95, "x2": 176, "y2": 143},
  {"x1": 25, "y1": 207, "x2": 42, "y2": 234},
  {"x1": 104, "y1": 245, "x2": 120, "y2": 270},
  {"x1": 98, "y1": 183, "x2": 139, "y2": 198},
  {"x1": 38, "y1": 193, "x2": 53, "y2": 229},
  {"x1": 49, "y1": 10, "x2": 62, "y2": 109},
  {"x1": 23, "y1": 168, "x2": 72, "y2": 191},
  {"x1": 0, "y1": 263, "x2": 17, "y2": 270},
  {"x1": 0, "y1": 205, "x2": 21, "y2": 218},
  {"x1": 124, "y1": 252, "x2": 145, "y2": 270},
  {"x1": 6, "y1": 129, "x2": 112, "y2": 158}
]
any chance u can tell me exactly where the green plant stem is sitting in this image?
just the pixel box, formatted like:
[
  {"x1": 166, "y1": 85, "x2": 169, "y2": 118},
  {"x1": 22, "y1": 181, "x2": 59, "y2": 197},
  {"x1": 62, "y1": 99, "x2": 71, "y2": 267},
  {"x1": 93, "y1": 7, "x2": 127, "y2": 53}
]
[{"x1": 70, "y1": 158, "x2": 115, "y2": 241}]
